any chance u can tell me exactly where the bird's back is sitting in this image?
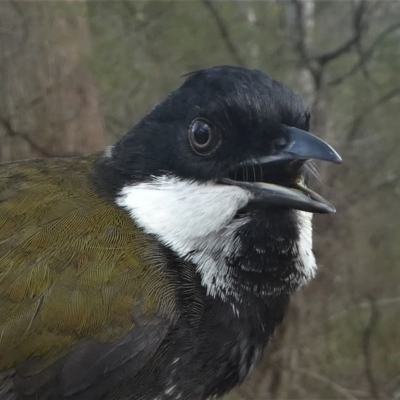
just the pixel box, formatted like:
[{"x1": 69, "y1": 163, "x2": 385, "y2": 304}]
[{"x1": 0, "y1": 156, "x2": 176, "y2": 398}]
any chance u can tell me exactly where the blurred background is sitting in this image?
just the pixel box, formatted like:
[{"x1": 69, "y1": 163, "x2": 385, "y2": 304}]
[{"x1": 0, "y1": 1, "x2": 399, "y2": 399}]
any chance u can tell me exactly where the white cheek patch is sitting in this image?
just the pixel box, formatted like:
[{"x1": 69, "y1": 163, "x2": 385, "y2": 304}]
[
  {"x1": 116, "y1": 176, "x2": 252, "y2": 299},
  {"x1": 295, "y1": 210, "x2": 317, "y2": 281},
  {"x1": 117, "y1": 176, "x2": 252, "y2": 244}
]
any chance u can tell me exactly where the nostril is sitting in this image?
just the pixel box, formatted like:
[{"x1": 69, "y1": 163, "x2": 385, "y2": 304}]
[{"x1": 273, "y1": 137, "x2": 288, "y2": 151}]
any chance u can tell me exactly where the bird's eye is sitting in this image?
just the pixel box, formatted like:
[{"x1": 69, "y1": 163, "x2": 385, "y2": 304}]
[{"x1": 188, "y1": 118, "x2": 221, "y2": 156}]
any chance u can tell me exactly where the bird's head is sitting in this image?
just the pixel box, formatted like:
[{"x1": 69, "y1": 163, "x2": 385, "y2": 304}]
[{"x1": 97, "y1": 66, "x2": 341, "y2": 302}]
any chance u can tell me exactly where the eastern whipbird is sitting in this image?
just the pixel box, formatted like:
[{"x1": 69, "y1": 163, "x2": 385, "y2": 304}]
[{"x1": 0, "y1": 66, "x2": 341, "y2": 400}]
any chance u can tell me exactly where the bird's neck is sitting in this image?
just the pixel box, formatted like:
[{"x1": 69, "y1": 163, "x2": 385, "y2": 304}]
[
  {"x1": 114, "y1": 175, "x2": 317, "y2": 305},
  {"x1": 222, "y1": 210, "x2": 316, "y2": 303}
]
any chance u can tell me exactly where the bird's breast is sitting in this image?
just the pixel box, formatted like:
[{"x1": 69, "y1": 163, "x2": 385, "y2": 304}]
[{"x1": 136, "y1": 290, "x2": 289, "y2": 400}]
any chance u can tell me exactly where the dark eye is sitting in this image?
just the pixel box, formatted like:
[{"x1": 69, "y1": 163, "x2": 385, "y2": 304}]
[{"x1": 188, "y1": 118, "x2": 221, "y2": 156}]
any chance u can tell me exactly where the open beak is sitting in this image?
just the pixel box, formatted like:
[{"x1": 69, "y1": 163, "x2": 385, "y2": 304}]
[{"x1": 223, "y1": 126, "x2": 342, "y2": 214}]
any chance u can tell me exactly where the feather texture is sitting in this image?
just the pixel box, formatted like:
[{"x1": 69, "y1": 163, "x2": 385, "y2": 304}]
[{"x1": 0, "y1": 156, "x2": 177, "y2": 398}]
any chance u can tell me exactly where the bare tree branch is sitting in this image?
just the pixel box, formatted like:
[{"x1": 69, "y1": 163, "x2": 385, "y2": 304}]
[
  {"x1": 0, "y1": 0, "x2": 29, "y2": 62},
  {"x1": 329, "y1": 20, "x2": 400, "y2": 86},
  {"x1": 347, "y1": 86, "x2": 400, "y2": 142},
  {"x1": 5, "y1": 84, "x2": 56, "y2": 120},
  {"x1": 202, "y1": 0, "x2": 246, "y2": 67},
  {"x1": 329, "y1": 297, "x2": 400, "y2": 321},
  {"x1": 0, "y1": 117, "x2": 80, "y2": 158},
  {"x1": 291, "y1": 0, "x2": 366, "y2": 91},
  {"x1": 361, "y1": 296, "x2": 380, "y2": 399},
  {"x1": 314, "y1": 0, "x2": 366, "y2": 66},
  {"x1": 327, "y1": 85, "x2": 400, "y2": 188},
  {"x1": 283, "y1": 366, "x2": 359, "y2": 400},
  {"x1": 340, "y1": 173, "x2": 399, "y2": 212},
  {"x1": 291, "y1": 0, "x2": 315, "y2": 70},
  {"x1": 0, "y1": 117, "x2": 51, "y2": 157}
]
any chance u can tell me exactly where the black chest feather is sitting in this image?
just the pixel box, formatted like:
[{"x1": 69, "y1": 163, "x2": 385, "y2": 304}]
[
  {"x1": 158, "y1": 296, "x2": 288, "y2": 400},
  {"x1": 123, "y1": 214, "x2": 295, "y2": 400},
  {"x1": 115, "y1": 259, "x2": 289, "y2": 400}
]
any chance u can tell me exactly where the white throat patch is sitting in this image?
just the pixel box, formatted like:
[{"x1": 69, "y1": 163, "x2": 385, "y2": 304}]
[
  {"x1": 116, "y1": 175, "x2": 316, "y2": 299},
  {"x1": 295, "y1": 210, "x2": 317, "y2": 282},
  {"x1": 117, "y1": 176, "x2": 252, "y2": 298}
]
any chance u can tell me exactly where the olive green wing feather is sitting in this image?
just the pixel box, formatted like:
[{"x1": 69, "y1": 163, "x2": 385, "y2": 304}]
[{"x1": 0, "y1": 157, "x2": 177, "y2": 398}]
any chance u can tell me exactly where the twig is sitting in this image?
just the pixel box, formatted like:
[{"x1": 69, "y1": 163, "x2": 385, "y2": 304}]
[
  {"x1": 329, "y1": 20, "x2": 400, "y2": 86},
  {"x1": 0, "y1": 117, "x2": 52, "y2": 157},
  {"x1": 0, "y1": 117, "x2": 80, "y2": 158},
  {"x1": 361, "y1": 296, "x2": 380, "y2": 399},
  {"x1": 291, "y1": 0, "x2": 366, "y2": 91},
  {"x1": 329, "y1": 297, "x2": 400, "y2": 321},
  {"x1": 283, "y1": 366, "x2": 359, "y2": 400},
  {"x1": 291, "y1": 0, "x2": 315, "y2": 71},
  {"x1": 313, "y1": 0, "x2": 366, "y2": 66},
  {"x1": 5, "y1": 84, "x2": 56, "y2": 119},
  {"x1": 202, "y1": 0, "x2": 245, "y2": 67},
  {"x1": 340, "y1": 174, "x2": 399, "y2": 212},
  {"x1": 347, "y1": 86, "x2": 400, "y2": 142}
]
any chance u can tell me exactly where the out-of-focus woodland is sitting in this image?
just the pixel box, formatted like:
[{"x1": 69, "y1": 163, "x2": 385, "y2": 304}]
[{"x1": 1, "y1": 1, "x2": 399, "y2": 399}]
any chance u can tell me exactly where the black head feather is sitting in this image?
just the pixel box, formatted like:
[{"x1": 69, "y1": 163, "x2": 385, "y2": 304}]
[{"x1": 97, "y1": 65, "x2": 310, "y2": 196}]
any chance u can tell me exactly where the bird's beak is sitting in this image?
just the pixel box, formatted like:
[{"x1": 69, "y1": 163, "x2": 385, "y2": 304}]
[{"x1": 222, "y1": 126, "x2": 342, "y2": 214}]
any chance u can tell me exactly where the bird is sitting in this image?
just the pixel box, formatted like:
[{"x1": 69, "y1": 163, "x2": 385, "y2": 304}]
[{"x1": 0, "y1": 65, "x2": 341, "y2": 400}]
